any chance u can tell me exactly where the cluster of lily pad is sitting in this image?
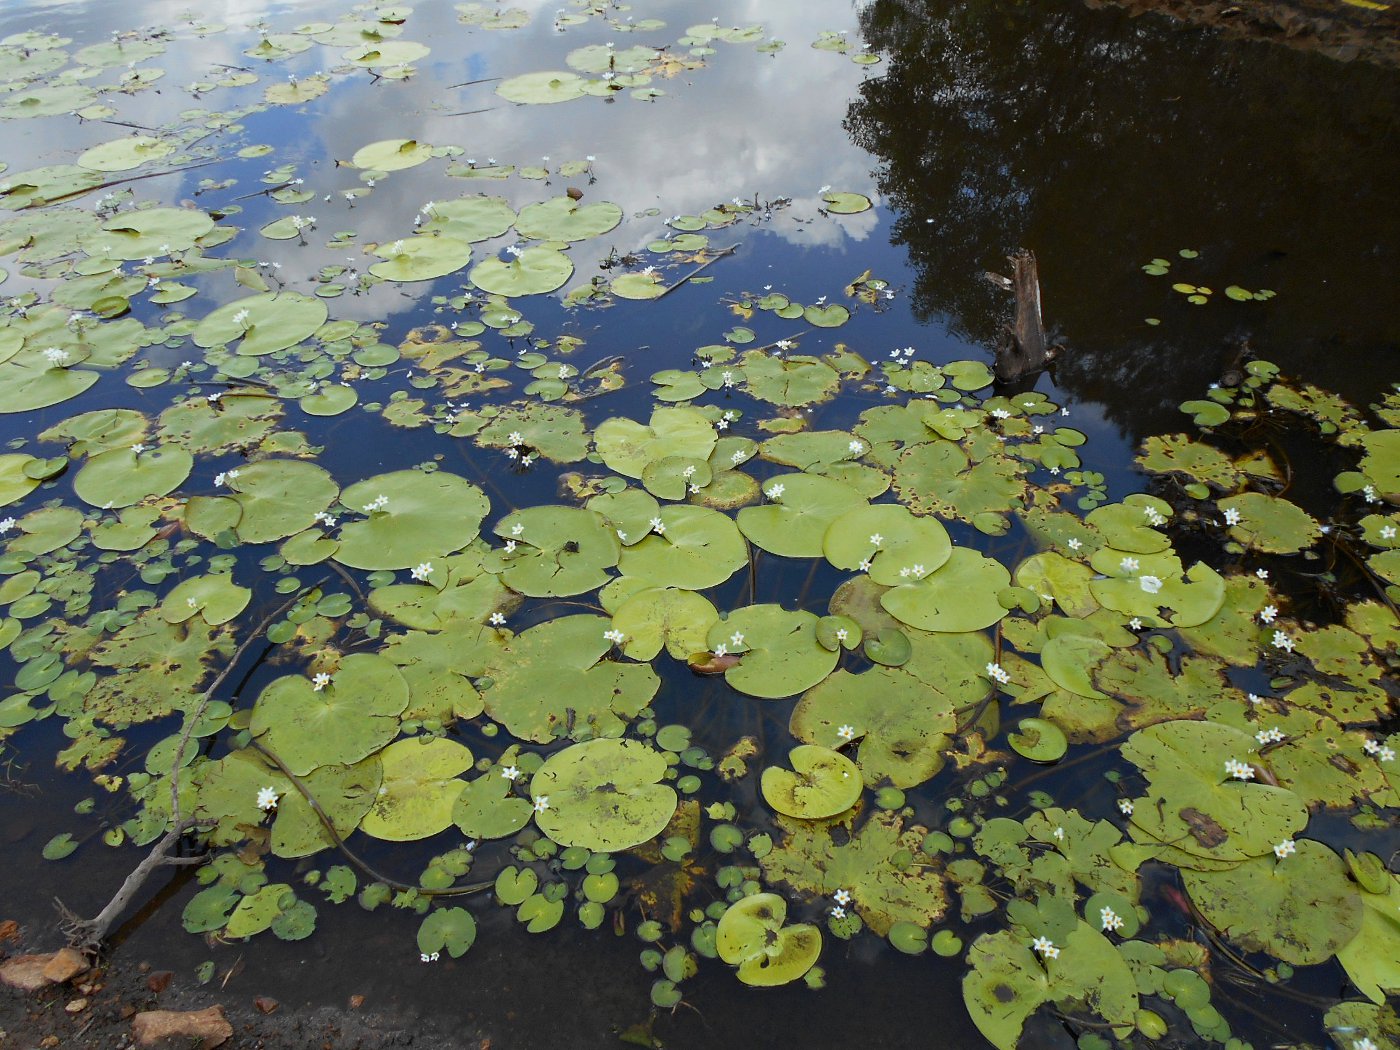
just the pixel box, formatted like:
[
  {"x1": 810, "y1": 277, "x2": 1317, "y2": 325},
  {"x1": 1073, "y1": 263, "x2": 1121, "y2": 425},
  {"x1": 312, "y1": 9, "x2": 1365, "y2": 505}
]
[{"x1": 0, "y1": 5, "x2": 1396, "y2": 1050}]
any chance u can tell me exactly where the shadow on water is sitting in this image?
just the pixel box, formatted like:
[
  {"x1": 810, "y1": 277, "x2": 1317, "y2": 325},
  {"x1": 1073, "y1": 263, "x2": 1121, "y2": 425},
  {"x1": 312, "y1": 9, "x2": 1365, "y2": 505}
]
[{"x1": 849, "y1": 0, "x2": 1400, "y2": 440}]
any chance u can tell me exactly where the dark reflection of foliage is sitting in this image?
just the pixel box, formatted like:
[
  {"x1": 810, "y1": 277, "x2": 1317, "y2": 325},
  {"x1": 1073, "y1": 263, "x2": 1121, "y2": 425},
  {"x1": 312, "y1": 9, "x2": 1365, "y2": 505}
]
[{"x1": 848, "y1": 0, "x2": 1400, "y2": 438}]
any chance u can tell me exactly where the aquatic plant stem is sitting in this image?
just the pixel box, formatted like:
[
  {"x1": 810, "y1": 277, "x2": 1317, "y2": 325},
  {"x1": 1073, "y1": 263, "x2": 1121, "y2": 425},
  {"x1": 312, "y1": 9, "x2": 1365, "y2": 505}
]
[{"x1": 657, "y1": 244, "x2": 739, "y2": 299}]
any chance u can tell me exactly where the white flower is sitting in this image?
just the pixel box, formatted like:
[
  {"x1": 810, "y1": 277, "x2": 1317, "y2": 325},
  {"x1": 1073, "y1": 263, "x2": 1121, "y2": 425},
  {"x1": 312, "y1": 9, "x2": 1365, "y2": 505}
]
[
  {"x1": 682, "y1": 465, "x2": 696, "y2": 478},
  {"x1": 766, "y1": 483, "x2": 785, "y2": 499},
  {"x1": 1052, "y1": 826, "x2": 1065, "y2": 841},
  {"x1": 1380, "y1": 746, "x2": 1396, "y2": 762},
  {"x1": 232, "y1": 308, "x2": 251, "y2": 328},
  {"x1": 206, "y1": 391, "x2": 222, "y2": 403},
  {"x1": 1129, "y1": 617, "x2": 1143, "y2": 630},
  {"x1": 510, "y1": 522, "x2": 524, "y2": 536},
  {"x1": 508, "y1": 431, "x2": 523, "y2": 445},
  {"x1": 713, "y1": 643, "x2": 728, "y2": 658},
  {"x1": 1224, "y1": 758, "x2": 1255, "y2": 781},
  {"x1": 1031, "y1": 936, "x2": 1059, "y2": 959},
  {"x1": 0, "y1": 518, "x2": 14, "y2": 534},
  {"x1": 1246, "y1": 692, "x2": 1263, "y2": 705},
  {"x1": 1382, "y1": 525, "x2": 1397, "y2": 539},
  {"x1": 489, "y1": 612, "x2": 506, "y2": 626},
  {"x1": 899, "y1": 567, "x2": 912, "y2": 578},
  {"x1": 43, "y1": 347, "x2": 69, "y2": 366},
  {"x1": 1354, "y1": 1039, "x2": 1378, "y2": 1050},
  {"x1": 1256, "y1": 727, "x2": 1285, "y2": 744},
  {"x1": 1067, "y1": 538, "x2": 1082, "y2": 551},
  {"x1": 869, "y1": 533, "x2": 884, "y2": 547},
  {"x1": 991, "y1": 409, "x2": 1010, "y2": 420},
  {"x1": 363, "y1": 494, "x2": 389, "y2": 513},
  {"x1": 604, "y1": 628, "x2": 624, "y2": 644},
  {"x1": 411, "y1": 562, "x2": 432, "y2": 581},
  {"x1": 1118, "y1": 798, "x2": 1134, "y2": 815},
  {"x1": 1273, "y1": 839, "x2": 1296, "y2": 859},
  {"x1": 830, "y1": 905, "x2": 847, "y2": 920},
  {"x1": 730, "y1": 450, "x2": 745, "y2": 464},
  {"x1": 722, "y1": 371, "x2": 735, "y2": 387},
  {"x1": 837, "y1": 724, "x2": 855, "y2": 741},
  {"x1": 1100, "y1": 906, "x2": 1124, "y2": 931},
  {"x1": 1139, "y1": 575, "x2": 1162, "y2": 594},
  {"x1": 1364, "y1": 738, "x2": 1381, "y2": 754},
  {"x1": 1362, "y1": 484, "x2": 1380, "y2": 503},
  {"x1": 257, "y1": 786, "x2": 279, "y2": 811},
  {"x1": 716, "y1": 417, "x2": 730, "y2": 431},
  {"x1": 1120, "y1": 557, "x2": 1139, "y2": 572},
  {"x1": 1256, "y1": 568, "x2": 1269, "y2": 580},
  {"x1": 730, "y1": 632, "x2": 745, "y2": 647},
  {"x1": 985, "y1": 662, "x2": 1010, "y2": 685},
  {"x1": 501, "y1": 765, "x2": 520, "y2": 781},
  {"x1": 912, "y1": 563, "x2": 925, "y2": 576},
  {"x1": 649, "y1": 517, "x2": 665, "y2": 535},
  {"x1": 848, "y1": 440, "x2": 863, "y2": 453},
  {"x1": 503, "y1": 539, "x2": 517, "y2": 554},
  {"x1": 130, "y1": 443, "x2": 146, "y2": 454},
  {"x1": 311, "y1": 672, "x2": 332, "y2": 691},
  {"x1": 1272, "y1": 630, "x2": 1294, "y2": 652},
  {"x1": 533, "y1": 795, "x2": 550, "y2": 813},
  {"x1": 1259, "y1": 605, "x2": 1278, "y2": 624},
  {"x1": 858, "y1": 559, "x2": 872, "y2": 572},
  {"x1": 835, "y1": 628, "x2": 848, "y2": 642},
  {"x1": 833, "y1": 889, "x2": 852, "y2": 906}
]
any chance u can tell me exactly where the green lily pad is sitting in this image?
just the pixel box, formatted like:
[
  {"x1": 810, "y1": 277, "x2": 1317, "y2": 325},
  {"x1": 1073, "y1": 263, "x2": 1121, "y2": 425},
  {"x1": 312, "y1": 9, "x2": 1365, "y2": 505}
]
[
  {"x1": 515, "y1": 197, "x2": 622, "y2": 242},
  {"x1": 493, "y1": 505, "x2": 619, "y2": 597},
  {"x1": 0, "y1": 455, "x2": 43, "y2": 506},
  {"x1": 249, "y1": 654, "x2": 410, "y2": 776},
  {"x1": 532, "y1": 738, "x2": 678, "y2": 852},
  {"x1": 73, "y1": 446, "x2": 192, "y2": 508},
  {"x1": 192, "y1": 292, "x2": 328, "y2": 356},
  {"x1": 496, "y1": 70, "x2": 588, "y2": 104},
  {"x1": 822, "y1": 503, "x2": 952, "y2": 585},
  {"x1": 351, "y1": 138, "x2": 435, "y2": 171},
  {"x1": 336, "y1": 471, "x2": 488, "y2": 570},
  {"x1": 360, "y1": 737, "x2": 473, "y2": 841},
  {"x1": 369, "y1": 235, "x2": 474, "y2": 282},
  {"x1": 716, "y1": 892, "x2": 822, "y2": 987},
  {"x1": 707, "y1": 605, "x2": 839, "y2": 699},
  {"x1": 82, "y1": 208, "x2": 214, "y2": 259},
  {"x1": 420, "y1": 195, "x2": 516, "y2": 242},
  {"x1": 78, "y1": 135, "x2": 175, "y2": 172},
  {"x1": 160, "y1": 574, "x2": 251, "y2": 626},
  {"x1": 761, "y1": 745, "x2": 863, "y2": 819},
  {"x1": 880, "y1": 547, "x2": 1011, "y2": 632},
  {"x1": 227, "y1": 460, "x2": 339, "y2": 544},
  {"x1": 616, "y1": 506, "x2": 748, "y2": 591},
  {"x1": 453, "y1": 766, "x2": 534, "y2": 840},
  {"x1": 738, "y1": 473, "x2": 867, "y2": 558},
  {"x1": 1007, "y1": 718, "x2": 1068, "y2": 762},
  {"x1": 1219, "y1": 492, "x2": 1321, "y2": 554},
  {"x1": 469, "y1": 247, "x2": 573, "y2": 296},
  {"x1": 611, "y1": 586, "x2": 719, "y2": 661},
  {"x1": 821, "y1": 192, "x2": 872, "y2": 214}
]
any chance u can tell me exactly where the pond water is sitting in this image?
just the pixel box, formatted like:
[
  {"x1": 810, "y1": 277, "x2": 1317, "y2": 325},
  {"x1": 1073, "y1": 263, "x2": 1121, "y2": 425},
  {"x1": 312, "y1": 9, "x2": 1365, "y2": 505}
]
[{"x1": 0, "y1": 0, "x2": 1396, "y2": 1048}]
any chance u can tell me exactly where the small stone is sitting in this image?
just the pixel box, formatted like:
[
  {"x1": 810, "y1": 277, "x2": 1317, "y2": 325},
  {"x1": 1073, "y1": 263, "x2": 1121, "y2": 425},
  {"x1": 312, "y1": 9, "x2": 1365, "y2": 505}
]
[
  {"x1": 131, "y1": 1006, "x2": 232, "y2": 1049},
  {"x1": 65, "y1": 997, "x2": 89, "y2": 1014},
  {"x1": 253, "y1": 996, "x2": 279, "y2": 1015},
  {"x1": 0, "y1": 954, "x2": 58, "y2": 993},
  {"x1": 40, "y1": 1035, "x2": 60, "y2": 1048},
  {"x1": 146, "y1": 970, "x2": 173, "y2": 994},
  {"x1": 41, "y1": 948, "x2": 88, "y2": 984},
  {"x1": 348, "y1": 994, "x2": 366, "y2": 1010},
  {"x1": 0, "y1": 920, "x2": 19, "y2": 943}
]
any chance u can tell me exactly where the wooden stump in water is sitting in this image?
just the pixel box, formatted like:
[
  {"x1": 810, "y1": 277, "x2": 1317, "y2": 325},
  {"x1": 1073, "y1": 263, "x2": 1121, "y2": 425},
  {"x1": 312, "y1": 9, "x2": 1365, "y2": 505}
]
[{"x1": 990, "y1": 250, "x2": 1056, "y2": 382}]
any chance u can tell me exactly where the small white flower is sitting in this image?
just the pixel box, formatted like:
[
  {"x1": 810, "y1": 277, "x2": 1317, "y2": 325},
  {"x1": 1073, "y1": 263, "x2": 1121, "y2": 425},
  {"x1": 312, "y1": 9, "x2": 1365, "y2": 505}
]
[
  {"x1": 1031, "y1": 936, "x2": 1059, "y2": 959},
  {"x1": 501, "y1": 765, "x2": 520, "y2": 781},
  {"x1": 43, "y1": 347, "x2": 69, "y2": 366},
  {"x1": 604, "y1": 628, "x2": 625, "y2": 644},
  {"x1": 130, "y1": 443, "x2": 147, "y2": 454},
  {"x1": 1120, "y1": 557, "x2": 1139, "y2": 572},
  {"x1": 508, "y1": 431, "x2": 524, "y2": 445},
  {"x1": 858, "y1": 559, "x2": 872, "y2": 572},
  {"x1": 616, "y1": 530, "x2": 627, "y2": 542},
  {"x1": 0, "y1": 518, "x2": 14, "y2": 534},
  {"x1": 533, "y1": 796, "x2": 550, "y2": 813},
  {"x1": 1362, "y1": 484, "x2": 1379, "y2": 503},
  {"x1": 257, "y1": 786, "x2": 279, "y2": 811},
  {"x1": 1256, "y1": 568, "x2": 1269, "y2": 580},
  {"x1": 1128, "y1": 617, "x2": 1143, "y2": 630},
  {"x1": 722, "y1": 370, "x2": 735, "y2": 387},
  {"x1": 1273, "y1": 839, "x2": 1296, "y2": 859},
  {"x1": 1380, "y1": 746, "x2": 1396, "y2": 763},
  {"x1": 1224, "y1": 758, "x2": 1255, "y2": 781},
  {"x1": 869, "y1": 533, "x2": 884, "y2": 547},
  {"x1": 1259, "y1": 605, "x2": 1278, "y2": 624},
  {"x1": 730, "y1": 632, "x2": 745, "y2": 647},
  {"x1": 833, "y1": 889, "x2": 853, "y2": 906},
  {"x1": 1118, "y1": 798, "x2": 1134, "y2": 815},
  {"x1": 314, "y1": 511, "x2": 337, "y2": 528},
  {"x1": 1139, "y1": 575, "x2": 1163, "y2": 594},
  {"x1": 1100, "y1": 906, "x2": 1124, "y2": 932},
  {"x1": 1364, "y1": 738, "x2": 1381, "y2": 754},
  {"x1": 766, "y1": 483, "x2": 785, "y2": 499},
  {"x1": 1354, "y1": 1039, "x2": 1378, "y2": 1050},
  {"x1": 1052, "y1": 826, "x2": 1065, "y2": 841},
  {"x1": 411, "y1": 562, "x2": 432, "y2": 581},
  {"x1": 682, "y1": 465, "x2": 696, "y2": 478},
  {"x1": 1256, "y1": 727, "x2": 1285, "y2": 744},
  {"x1": 730, "y1": 450, "x2": 745, "y2": 464},
  {"x1": 510, "y1": 522, "x2": 524, "y2": 536},
  {"x1": 649, "y1": 517, "x2": 665, "y2": 535},
  {"x1": 991, "y1": 409, "x2": 1010, "y2": 420},
  {"x1": 1223, "y1": 507, "x2": 1242, "y2": 526},
  {"x1": 713, "y1": 644, "x2": 728, "y2": 658},
  {"x1": 848, "y1": 440, "x2": 863, "y2": 453},
  {"x1": 837, "y1": 724, "x2": 855, "y2": 741},
  {"x1": 1067, "y1": 538, "x2": 1082, "y2": 551},
  {"x1": 985, "y1": 662, "x2": 1010, "y2": 685},
  {"x1": 911, "y1": 563, "x2": 925, "y2": 577},
  {"x1": 830, "y1": 905, "x2": 847, "y2": 920},
  {"x1": 489, "y1": 613, "x2": 506, "y2": 626},
  {"x1": 1272, "y1": 630, "x2": 1294, "y2": 652},
  {"x1": 835, "y1": 628, "x2": 848, "y2": 642},
  {"x1": 899, "y1": 567, "x2": 912, "y2": 579},
  {"x1": 312, "y1": 672, "x2": 332, "y2": 691},
  {"x1": 1382, "y1": 525, "x2": 1397, "y2": 540}
]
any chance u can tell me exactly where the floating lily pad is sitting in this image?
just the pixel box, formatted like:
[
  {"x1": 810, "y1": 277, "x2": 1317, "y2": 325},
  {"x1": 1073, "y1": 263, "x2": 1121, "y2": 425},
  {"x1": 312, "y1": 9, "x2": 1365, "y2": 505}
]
[
  {"x1": 708, "y1": 605, "x2": 839, "y2": 699},
  {"x1": 821, "y1": 192, "x2": 872, "y2": 214},
  {"x1": 738, "y1": 473, "x2": 867, "y2": 558},
  {"x1": 761, "y1": 745, "x2": 862, "y2": 819},
  {"x1": 515, "y1": 197, "x2": 622, "y2": 242},
  {"x1": 360, "y1": 737, "x2": 473, "y2": 841},
  {"x1": 351, "y1": 138, "x2": 435, "y2": 171},
  {"x1": 192, "y1": 293, "x2": 328, "y2": 356},
  {"x1": 532, "y1": 738, "x2": 678, "y2": 851},
  {"x1": 369, "y1": 235, "x2": 474, "y2": 282},
  {"x1": 469, "y1": 247, "x2": 573, "y2": 296},
  {"x1": 616, "y1": 506, "x2": 747, "y2": 591},
  {"x1": 822, "y1": 503, "x2": 952, "y2": 585},
  {"x1": 880, "y1": 547, "x2": 1010, "y2": 632},
  {"x1": 73, "y1": 446, "x2": 192, "y2": 508},
  {"x1": 336, "y1": 471, "x2": 488, "y2": 570},
  {"x1": 716, "y1": 892, "x2": 822, "y2": 987},
  {"x1": 227, "y1": 460, "x2": 338, "y2": 544},
  {"x1": 496, "y1": 70, "x2": 588, "y2": 104}
]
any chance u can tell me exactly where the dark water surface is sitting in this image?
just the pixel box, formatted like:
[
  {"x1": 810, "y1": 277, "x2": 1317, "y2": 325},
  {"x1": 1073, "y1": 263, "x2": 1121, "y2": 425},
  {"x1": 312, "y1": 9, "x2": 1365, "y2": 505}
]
[{"x1": 0, "y1": 0, "x2": 1396, "y2": 1046}]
